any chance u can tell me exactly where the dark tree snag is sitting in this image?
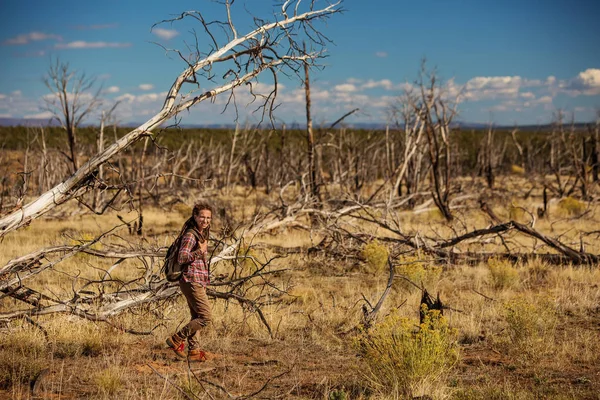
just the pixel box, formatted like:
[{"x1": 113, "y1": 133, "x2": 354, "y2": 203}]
[
  {"x1": 420, "y1": 289, "x2": 443, "y2": 324},
  {"x1": 537, "y1": 186, "x2": 548, "y2": 219}
]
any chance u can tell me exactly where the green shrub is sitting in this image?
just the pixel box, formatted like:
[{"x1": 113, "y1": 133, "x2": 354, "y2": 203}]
[
  {"x1": 397, "y1": 257, "x2": 442, "y2": 293},
  {"x1": 510, "y1": 165, "x2": 525, "y2": 175},
  {"x1": 328, "y1": 388, "x2": 348, "y2": 400},
  {"x1": 487, "y1": 258, "x2": 520, "y2": 290},
  {"x1": 360, "y1": 240, "x2": 389, "y2": 274},
  {"x1": 557, "y1": 197, "x2": 585, "y2": 216},
  {"x1": 356, "y1": 309, "x2": 459, "y2": 399},
  {"x1": 501, "y1": 297, "x2": 557, "y2": 361}
]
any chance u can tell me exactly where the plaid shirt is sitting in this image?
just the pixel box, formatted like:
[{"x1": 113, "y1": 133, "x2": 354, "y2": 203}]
[{"x1": 178, "y1": 230, "x2": 209, "y2": 287}]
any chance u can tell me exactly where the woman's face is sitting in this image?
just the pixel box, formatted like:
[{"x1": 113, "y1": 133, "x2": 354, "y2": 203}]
[{"x1": 194, "y1": 209, "x2": 212, "y2": 230}]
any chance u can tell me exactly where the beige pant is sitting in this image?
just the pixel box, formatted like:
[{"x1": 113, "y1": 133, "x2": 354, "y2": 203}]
[{"x1": 177, "y1": 281, "x2": 212, "y2": 350}]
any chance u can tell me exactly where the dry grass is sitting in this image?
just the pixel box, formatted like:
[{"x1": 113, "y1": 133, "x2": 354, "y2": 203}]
[{"x1": 2, "y1": 184, "x2": 600, "y2": 399}]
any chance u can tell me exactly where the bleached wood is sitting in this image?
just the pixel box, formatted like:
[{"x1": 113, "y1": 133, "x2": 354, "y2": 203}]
[{"x1": 0, "y1": 2, "x2": 341, "y2": 237}]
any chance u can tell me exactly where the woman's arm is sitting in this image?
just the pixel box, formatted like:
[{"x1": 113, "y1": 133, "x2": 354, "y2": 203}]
[{"x1": 177, "y1": 232, "x2": 205, "y2": 265}]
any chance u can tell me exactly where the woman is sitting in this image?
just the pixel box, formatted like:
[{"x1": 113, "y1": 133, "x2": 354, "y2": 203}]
[{"x1": 166, "y1": 202, "x2": 213, "y2": 362}]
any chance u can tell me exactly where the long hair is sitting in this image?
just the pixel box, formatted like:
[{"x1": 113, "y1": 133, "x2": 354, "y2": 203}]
[{"x1": 181, "y1": 201, "x2": 212, "y2": 242}]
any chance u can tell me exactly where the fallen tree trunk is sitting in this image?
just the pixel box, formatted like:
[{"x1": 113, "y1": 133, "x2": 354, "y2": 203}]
[{"x1": 0, "y1": 1, "x2": 342, "y2": 238}]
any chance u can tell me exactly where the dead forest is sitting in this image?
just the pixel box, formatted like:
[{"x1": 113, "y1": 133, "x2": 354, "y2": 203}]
[
  {"x1": 1, "y1": 1, "x2": 600, "y2": 398},
  {"x1": 2, "y1": 109, "x2": 600, "y2": 398}
]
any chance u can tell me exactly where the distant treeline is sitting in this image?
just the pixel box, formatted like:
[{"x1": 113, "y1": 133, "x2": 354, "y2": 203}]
[
  {"x1": 1, "y1": 123, "x2": 598, "y2": 209},
  {"x1": 1, "y1": 124, "x2": 596, "y2": 173}
]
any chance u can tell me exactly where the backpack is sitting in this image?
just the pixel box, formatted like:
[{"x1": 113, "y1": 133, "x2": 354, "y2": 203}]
[{"x1": 163, "y1": 228, "x2": 201, "y2": 282}]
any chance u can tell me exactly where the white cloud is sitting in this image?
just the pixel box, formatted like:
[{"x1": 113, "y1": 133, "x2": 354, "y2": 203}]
[
  {"x1": 486, "y1": 93, "x2": 554, "y2": 114},
  {"x1": 105, "y1": 86, "x2": 120, "y2": 93},
  {"x1": 24, "y1": 111, "x2": 54, "y2": 119},
  {"x1": 248, "y1": 81, "x2": 286, "y2": 93},
  {"x1": 333, "y1": 91, "x2": 369, "y2": 104},
  {"x1": 111, "y1": 91, "x2": 174, "y2": 122},
  {"x1": 565, "y1": 68, "x2": 600, "y2": 95},
  {"x1": 115, "y1": 93, "x2": 136, "y2": 103},
  {"x1": 375, "y1": 51, "x2": 388, "y2": 58},
  {"x1": 466, "y1": 76, "x2": 522, "y2": 91},
  {"x1": 115, "y1": 92, "x2": 168, "y2": 104},
  {"x1": 370, "y1": 95, "x2": 396, "y2": 108},
  {"x1": 397, "y1": 82, "x2": 415, "y2": 92},
  {"x1": 361, "y1": 79, "x2": 394, "y2": 90},
  {"x1": 137, "y1": 93, "x2": 161, "y2": 102},
  {"x1": 11, "y1": 90, "x2": 22, "y2": 97},
  {"x1": 523, "y1": 78, "x2": 543, "y2": 87},
  {"x1": 520, "y1": 92, "x2": 535, "y2": 100},
  {"x1": 535, "y1": 95, "x2": 553, "y2": 104},
  {"x1": 0, "y1": 113, "x2": 11, "y2": 118},
  {"x1": 312, "y1": 89, "x2": 330, "y2": 100},
  {"x1": 3, "y1": 31, "x2": 62, "y2": 45},
  {"x1": 0, "y1": 94, "x2": 6, "y2": 100},
  {"x1": 55, "y1": 41, "x2": 131, "y2": 49},
  {"x1": 463, "y1": 76, "x2": 522, "y2": 101},
  {"x1": 334, "y1": 83, "x2": 358, "y2": 92},
  {"x1": 43, "y1": 92, "x2": 95, "y2": 103},
  {"x1": 152, "y1": 28, "x2": 179, "y2": 40},
  {"x1": 138, "y1": 84, "x2": 154, "y2": 91},
  {"x1": 576, "y1": 69, "x2": 600, "y2": 86}
]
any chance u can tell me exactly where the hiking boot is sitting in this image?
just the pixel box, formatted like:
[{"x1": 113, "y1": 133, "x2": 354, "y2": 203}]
[
  {"x1": 188, "y1": 349, "x2": 208, "y2": 362},
  {"x1": 166, "y1": 333, "x2": 186, "y2": 359}
]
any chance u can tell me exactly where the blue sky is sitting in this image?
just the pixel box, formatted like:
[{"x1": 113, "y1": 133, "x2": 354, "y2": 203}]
[{"x1": 1, "y1": 0, "x2": 599, "y2": 127}]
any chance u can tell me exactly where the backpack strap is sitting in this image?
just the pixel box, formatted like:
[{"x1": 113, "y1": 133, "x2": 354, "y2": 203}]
[{"x1": 184, "y1": 227, "x2": 202, "y2": 243}]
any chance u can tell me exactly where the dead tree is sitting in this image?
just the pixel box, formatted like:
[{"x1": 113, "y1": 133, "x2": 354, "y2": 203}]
[
  {"x1": 0, "y1": 221, "x2": 291, "y2": 337},
  {"x1": 545, "y1": 110, "x2": 583, "y2": 197},
  {"x1": 34, "y1": 127, "x2": 51, "y2": 194},
  {"x1": 43, "y1": 58, "x2": 103, "y2": 172},
  {"x1": 0, "y1": 1, "x2": 343, "y2": 237},
  {"x1": 388, "y1": 91, "x2": 427, "y2": 206},
  {"x1": 477, "y1": 124, "x2": 507, "y2": 189},
  {"x1": 304, "y1": 43, "x2": 320, "y2": 202},
  {"x1": 483, "y1": 124, "x2": 495, "y2": 188},
  {"x1": 412, "y1": 64, "x2": 460, "y2": 221},
  {"x1": 92, "y1": 104, "x2": 120, "y2": 212}
]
